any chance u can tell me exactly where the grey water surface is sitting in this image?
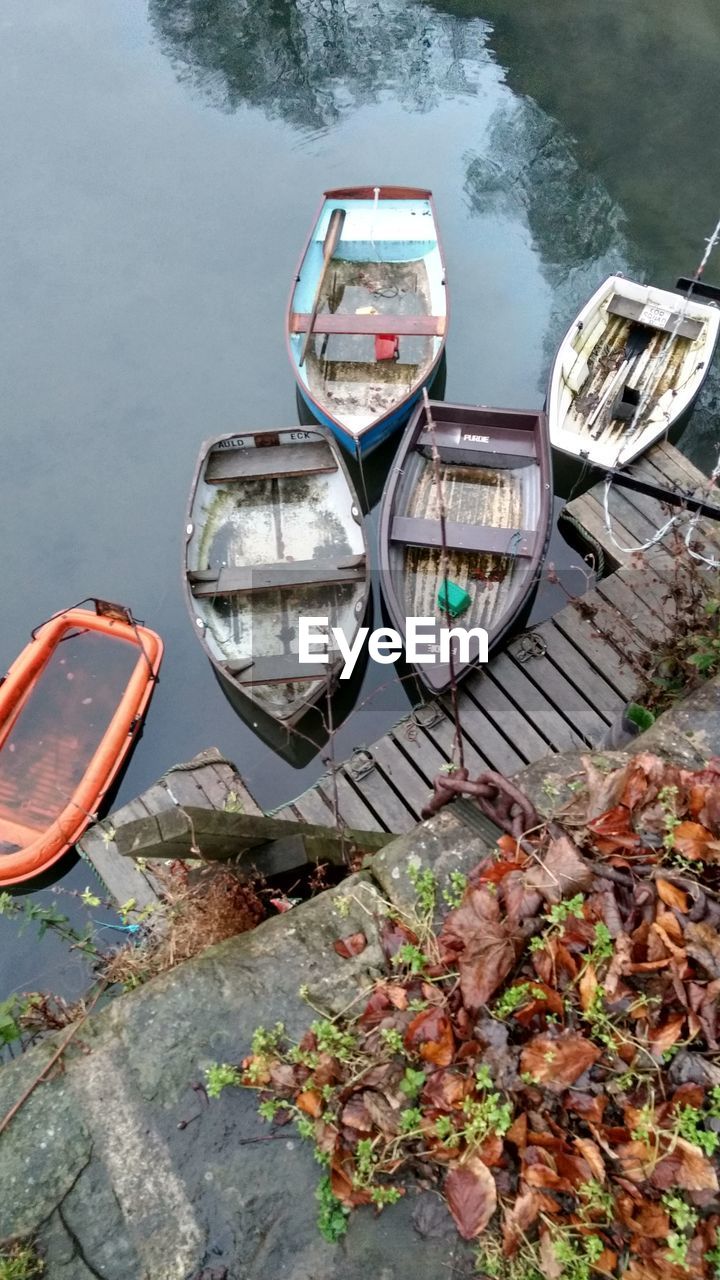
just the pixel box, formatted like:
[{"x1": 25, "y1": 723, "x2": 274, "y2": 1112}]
[{"x1": 2, "y1": 0, "x2": 719, "y2": 999}]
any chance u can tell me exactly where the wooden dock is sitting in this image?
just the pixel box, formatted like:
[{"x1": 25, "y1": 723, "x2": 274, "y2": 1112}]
[{"x1": 270, "y1": 441, "x2": 720, "y2": 834}]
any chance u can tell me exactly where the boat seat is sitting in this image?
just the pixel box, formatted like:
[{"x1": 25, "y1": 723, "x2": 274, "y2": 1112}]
[
  {"x1": 224, "y1": 655, "x2": 333, "y2": 685},
  {"x1": 291, "y1": 312, "x2": 446, "y2": 336},
  {"x1": 190, "y1": 555, "x2": 366, "y2": 597},
  {"x1": 417, "y1": 428, "x2": 537, "y2": 463},
  {"x1": 322, "y1": 361, "x2": 420, "y2": 385},
  {"x1": 607, "y1": 294, "x2": 703, "y2": 342},
  {"x1": 206, "y1": 442, "x2": 337, "y2": 484},
  {"x1": 391, "y1": 516, "x2": 534, "y2": 558}
]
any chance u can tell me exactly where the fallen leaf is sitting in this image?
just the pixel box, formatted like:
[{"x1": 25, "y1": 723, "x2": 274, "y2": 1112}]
[
  {"x1": 380, "y1": 918, "x2": 419, "y2": 962},
  {"x1": 686, "y1": 920, "x2": 720, "y2": 979},
  {"x1": 404, "y1": 1007, "x2": 455, "y2": 1067},
  {"x1": 579, "y1": 963, "x2": 599, "y2": 1012},
  {"x1": 296, "y1": 1088, "x2": 323, "y2": 1118},
  {"x1": 333, "y1": 931, "x2": 367, "y2": 958},
  {"x1": 573, "y1": 1137, "x2": 606, "y2": 1183},
  {"x1": 439, "y1": 887, "x2": 520, "y2": 1011},
  {"x1": 520, "y1": 1034, "x2": 600, "y2": 1090},
  {"x1": 524, "y1": 834, "x2": 593, "y2": 903},
  {"x1": 502, "y1": 1189, "x2": 540, "y2": 1257},
  {"x1": 647, "y1": 1013, "x2": 685, "y2": 1059},
  {"x1": 445, "y1": 1156, "x2": 497, "y2": 1239},
  {"x1": 672, "y1": 821, "x2": 714, "y2": 861},
  {"x1": 656, "y1": 878, "x2": 689, "y2": 912},
  {"x1": 651, "y1": 1137, "x2": 719, "y2": 1192}
]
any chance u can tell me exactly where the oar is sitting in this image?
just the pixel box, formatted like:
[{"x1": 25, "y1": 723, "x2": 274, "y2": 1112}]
[{"x1": 299, "y1": 208, "x2": 346, "y2": 367}]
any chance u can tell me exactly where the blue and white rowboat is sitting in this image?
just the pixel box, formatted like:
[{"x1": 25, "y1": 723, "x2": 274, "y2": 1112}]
[{"x1": 287, "y1": 186, "x2": 448, "y2": 460}]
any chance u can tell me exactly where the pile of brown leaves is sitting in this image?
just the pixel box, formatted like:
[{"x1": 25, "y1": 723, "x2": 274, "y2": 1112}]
[
  {"x1": 104, "y1": 863, "x2": 265, "y2": 988},
  {"x1": 234, "y1": 753, "x2": 720, "y2": 1278}
]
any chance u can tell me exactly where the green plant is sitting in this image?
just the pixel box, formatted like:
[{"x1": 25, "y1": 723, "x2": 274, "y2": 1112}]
[
  {"x1": 493, "y1": 983, "x2": 545, "y2": 1020},
  {"x1": 399, "y1": 1066, "x2": 426, "y2": 1098},
  {"x1": 407, "y1": 862, "x2": 437, "y2": 918},
  {"x1": 204, "y1": 1062, "x2": 242, "y2": 1098},
  {"x1": 442, "y1": 871, "x2": 467, "y2": 909},
  {"x1": 663, "y1": 1191, "x2": 699, "y2": 1271},
  {"x1": 379, "y1": 1027, "x2": 404, "y2": 1055},
  {"x1": 392, "y1": 943, "x2": 428, "y2": 974},
  {"x1": 315, "y1": 1175, "x2": 349, "y2": 1242},
  {"x1": 0, "y1": 1240, "x2": 44, "y2": 1279}
]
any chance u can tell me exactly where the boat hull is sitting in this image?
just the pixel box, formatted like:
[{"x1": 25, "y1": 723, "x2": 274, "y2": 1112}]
[
  {"x1": 0, "y1": 605, "x2": 163, "y2": 887},
  {"x1": 378, "y1": 401, "x2": 553, "y2": 693},
  {"x1": 547, "y1": 274, "x2": 720, "y2": 470},
  {"x1": 287, "y1": 186, "x2": 448, "y2": 457},
  {"x1": 184, "y1": 428, "x2": 370, "y2": 729}
]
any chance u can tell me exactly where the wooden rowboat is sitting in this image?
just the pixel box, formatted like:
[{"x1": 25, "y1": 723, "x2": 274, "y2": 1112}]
[
  {"x1": 378, "y1": 401, "x2": 552, "y2": 693},
  {"x1": 547, "y1": 275, "x2": 720, "y2": 469},
  {"x1": 287, "y1": 186, "x2": 448, "y2": 459},
  {"x1": 184, "y1": 427, "x2": 369, "y2": 727},
  {"x1": 0, "y1": 601, "x2": 163, "y2": 887}
]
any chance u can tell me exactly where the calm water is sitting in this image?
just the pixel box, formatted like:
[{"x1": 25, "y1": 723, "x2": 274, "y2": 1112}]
[{"x1": 2, "y1": 0, "x2": 720, "y2": 999}]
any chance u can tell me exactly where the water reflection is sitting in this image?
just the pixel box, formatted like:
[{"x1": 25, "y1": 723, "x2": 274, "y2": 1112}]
[{"x1": 149, "y1": 0, "x2": 491, "y2": 131}]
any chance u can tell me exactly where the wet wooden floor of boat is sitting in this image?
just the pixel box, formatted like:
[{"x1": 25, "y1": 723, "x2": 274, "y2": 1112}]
[
  {"x1": 569, "y1": 315, "x2": 693, "y2": 448},
  {"x1": 305, "y1": 258, "x2": 435, "y2": 420},
  {"x1": 272, "y1": 442, "x2": 719, "y2": 834}
]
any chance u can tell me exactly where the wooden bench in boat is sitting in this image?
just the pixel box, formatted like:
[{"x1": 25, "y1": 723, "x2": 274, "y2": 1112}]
[
  {"x1": 417, "y1": 429, "x2": 537, "y2": 462},
  {"x1": 291, "y1": 312, "x2": 446, "y2": 337},
  {"x1": 223, "y1": 655, "x2": 335, "y2": 685},
  {"x1": 206, "y1": 441, "x2": 337, "y2": 484},
  {"x1": 607, "y1": 294, "x2": 704, "y2": 342},
  {"x1": 189, "y1": 556, "x2": 366, "y2": 597},
  {"x1": 321, "y1": 360, "x2": 420, "y2": 385},
  {"x1": 390, "y1": 516, "x2": 534, "y2": 557}
]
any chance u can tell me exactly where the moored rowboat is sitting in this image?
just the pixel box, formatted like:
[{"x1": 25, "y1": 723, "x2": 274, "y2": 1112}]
[
  {"x1": 287, "y1": 186, "x2": 448, "y2": 459},
  {"x1": 547, "y1": 275, "x2": 720, "y2": 469},
  {"x1": 378, "y1": 400, "x2": 552, "y2": 693},
  {"x1": 0, "y1": 601, "x2": 163, "y2": 887},
  {"x1": 184, "y1": 427, "x2": 369, "y2": 727}
]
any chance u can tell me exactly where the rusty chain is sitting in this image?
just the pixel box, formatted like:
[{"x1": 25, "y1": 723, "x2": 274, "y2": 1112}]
[{"x1": 420, "y1": 768, "x2": 541, "y2": 841}]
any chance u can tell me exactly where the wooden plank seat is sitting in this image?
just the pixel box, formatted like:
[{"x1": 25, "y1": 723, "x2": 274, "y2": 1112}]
[
  {"x1": 391, "y1": 515, "x2": 534, "y2": 557},
  {"x1": 206, "y1": 441, "x2": 336, "y2": 484},
  {"x1": 291, "y1": 312, "x2": 446, "y2": 336},
  {"x1": 322, "y1": 360, "x2": 420, "y2": 385},
  {"x1": 223, "y1": 655, "x2": 334, "y2": 685},
  {"x1": 607, "y1": 293, "x2": 703, "y2": 342},
  {"x1": 417, "y1": 429, "x2": 537, "y2": 461},
  {"x1": 189, "y1": 556, "x2": 366, "y2": 597}
]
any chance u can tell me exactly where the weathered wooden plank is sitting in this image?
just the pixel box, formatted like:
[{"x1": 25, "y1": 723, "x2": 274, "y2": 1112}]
[
  {"x1": 315, "y1": 773, "x2": 385, "y2": 833},
  {"x1": 622, "y1": 456, "x2": 720, "y2": 556},
  {"x1": 458, "y1": 675, "x2": 546, "y2": 764},
  {"x1": 290, "y1": 787, "x2": 339, "y2": 828},
  {"x1": 406, "y1": 708, "x2": 494, "y2": 777},
  {"x1": 551, "y1": 602, "x2": 640, "y2": 700},
  {"x1": 562, "y1": 494, "x2": 625, "y2": 569},
  {"x1": 360, "y1": 738, "x2": 432, "y2": 813},
  {"x1": 455, "y1": 689, "x2": 528, "y2": 773},
  {"x1": 389, "y1": 721, "x2": 451, "y2": 784},
  {"x1": 339, "y1": 762, "x2": 416, "y2": 833},
  {"x1": 500, "y1": 649, "x2": 608, "y2": 744},
  {"x1": 78, "y1": 836, "x2": 162, "y2": 914},
  {"x1": 162, "y1": 768, "x2": 214, "y2": 811},
  {"x1": 482, "y1": 655, "x2": 586, "y2": 753},
  {"x1": 116, "y1": 805, "x2": 391, "y2": 860},
  {"x1": 137, "y1": 783, "x2": 173, "y2": 817},
  {"x1": 106, "y1": 796, "x2": 152, "y2": 826},
  {"x1": 530, "y1": 619, "x2": 627, "y2": 721},
  {"x1": 596, "y1": 572, "x2": 667, "y2": 640}
]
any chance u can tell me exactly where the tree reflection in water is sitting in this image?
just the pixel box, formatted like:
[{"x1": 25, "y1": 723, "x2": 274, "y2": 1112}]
[{"x1": 149, "y1": 0, "x2": 492, "y2": 130}]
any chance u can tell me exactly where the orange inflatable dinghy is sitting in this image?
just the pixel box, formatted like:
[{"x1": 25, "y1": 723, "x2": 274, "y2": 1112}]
[{"x1": 0, "y1": 600, "x2": 163, "y2": 887}]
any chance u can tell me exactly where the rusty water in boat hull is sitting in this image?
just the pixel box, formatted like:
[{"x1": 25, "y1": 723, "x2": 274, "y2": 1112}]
[{"x1": 0, "y1": 606, "x2": 163, "y2": 887}]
